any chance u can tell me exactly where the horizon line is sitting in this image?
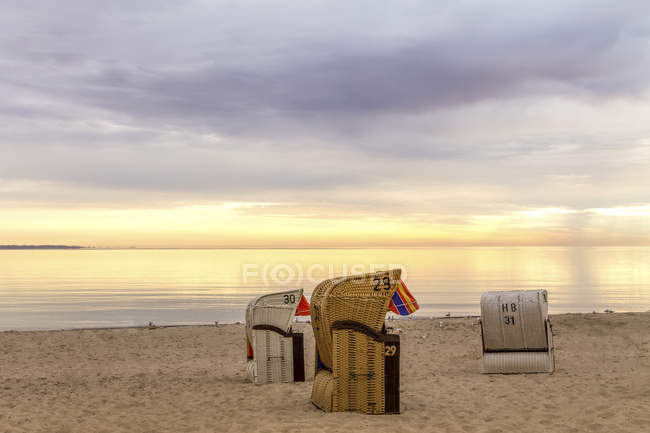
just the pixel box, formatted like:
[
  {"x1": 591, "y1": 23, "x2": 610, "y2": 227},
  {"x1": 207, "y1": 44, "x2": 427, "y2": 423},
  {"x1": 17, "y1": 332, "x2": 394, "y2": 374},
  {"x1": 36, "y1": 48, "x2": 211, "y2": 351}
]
[{"x1": 5, "y1": 244, "x2": 650, "y2": 250}]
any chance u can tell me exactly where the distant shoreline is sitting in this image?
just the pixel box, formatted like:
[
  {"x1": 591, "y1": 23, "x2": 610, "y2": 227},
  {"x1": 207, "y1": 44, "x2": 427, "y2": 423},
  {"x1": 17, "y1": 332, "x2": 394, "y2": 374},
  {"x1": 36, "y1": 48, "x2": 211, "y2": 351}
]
[
  {"x1": 4, "y1": 246, "x2": 650, "y2": 250},
  {"x1": 0, "y1": 245, "x2": 85, "y2": 250}
]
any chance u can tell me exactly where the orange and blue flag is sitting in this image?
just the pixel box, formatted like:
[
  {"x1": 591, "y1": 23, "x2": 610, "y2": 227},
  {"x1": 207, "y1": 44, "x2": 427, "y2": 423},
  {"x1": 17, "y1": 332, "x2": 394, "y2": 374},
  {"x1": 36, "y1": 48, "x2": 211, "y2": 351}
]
[{"x1": 389, "y1": 279, "x2": 419, "y2": 315}]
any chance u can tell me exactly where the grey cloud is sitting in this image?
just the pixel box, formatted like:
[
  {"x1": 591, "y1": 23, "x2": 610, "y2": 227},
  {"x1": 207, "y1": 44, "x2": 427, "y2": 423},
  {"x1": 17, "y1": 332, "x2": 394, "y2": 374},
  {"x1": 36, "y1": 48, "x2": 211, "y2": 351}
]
[
  {"x1": 43, "y1": 24, "x2": 650, "y2": 124},
  {"x1": 1, "y1": 0, "x2": 650, "y2": 211},
  {"x1": 0, "y1": 144, "x2": 367, "y2": 192},
  {"x1": 4, "y1": 1, "x2": 650, "y2": 124}
]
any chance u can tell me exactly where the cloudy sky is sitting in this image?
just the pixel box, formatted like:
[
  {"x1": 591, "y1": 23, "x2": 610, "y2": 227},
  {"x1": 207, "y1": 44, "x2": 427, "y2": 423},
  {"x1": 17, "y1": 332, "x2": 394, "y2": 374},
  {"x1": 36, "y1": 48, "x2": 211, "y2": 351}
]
[{"x1": 1, "y1": 0, "x2": 650, "y2": 247}]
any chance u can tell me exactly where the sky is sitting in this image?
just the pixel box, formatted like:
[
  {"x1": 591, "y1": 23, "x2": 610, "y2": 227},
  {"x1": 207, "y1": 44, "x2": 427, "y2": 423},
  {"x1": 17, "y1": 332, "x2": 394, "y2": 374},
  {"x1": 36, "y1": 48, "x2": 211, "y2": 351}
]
[{"x1": 1, "y1": 0, "x2": 650, "y2": 247}]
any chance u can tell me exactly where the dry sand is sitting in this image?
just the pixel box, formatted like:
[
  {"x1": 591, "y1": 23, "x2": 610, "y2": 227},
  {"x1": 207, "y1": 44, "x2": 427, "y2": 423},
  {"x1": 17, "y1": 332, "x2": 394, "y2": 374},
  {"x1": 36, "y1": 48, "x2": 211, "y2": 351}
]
[{"x1": 1, "y1": 312, "x2": 649, "y2": 433}]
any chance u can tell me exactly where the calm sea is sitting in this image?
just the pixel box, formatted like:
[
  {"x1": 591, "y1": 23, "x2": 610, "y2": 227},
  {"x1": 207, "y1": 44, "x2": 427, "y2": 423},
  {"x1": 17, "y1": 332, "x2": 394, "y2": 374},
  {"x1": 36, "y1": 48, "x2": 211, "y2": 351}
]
[{"x1": 1, "y1": 247, "x2": 649, "y2": 331}]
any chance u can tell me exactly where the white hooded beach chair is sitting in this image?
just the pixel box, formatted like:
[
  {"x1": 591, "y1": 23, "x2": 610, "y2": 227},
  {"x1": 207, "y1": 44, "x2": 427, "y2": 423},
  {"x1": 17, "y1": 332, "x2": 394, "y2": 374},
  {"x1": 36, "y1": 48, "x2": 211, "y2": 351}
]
[
  {"x1": 480, "y1": 290, "x2": 555, "y2": 374},
  {"x1": 245, "y1": 288, "x2": 309, "y2": 384}
]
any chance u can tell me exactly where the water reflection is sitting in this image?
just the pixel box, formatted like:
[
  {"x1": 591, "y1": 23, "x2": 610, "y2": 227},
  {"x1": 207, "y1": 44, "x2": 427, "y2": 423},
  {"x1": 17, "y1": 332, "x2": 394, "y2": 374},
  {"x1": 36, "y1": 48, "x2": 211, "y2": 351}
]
[{"x1": 1, "y1": 247, "x2": 649, "y2": 330}]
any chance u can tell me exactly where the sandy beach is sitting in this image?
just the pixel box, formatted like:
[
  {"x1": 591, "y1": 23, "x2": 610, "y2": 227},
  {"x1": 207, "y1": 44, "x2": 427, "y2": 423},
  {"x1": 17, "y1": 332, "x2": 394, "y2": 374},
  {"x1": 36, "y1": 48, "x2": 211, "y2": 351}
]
[{"x1": 1, "y1": 312, "x2": 649, "y2": 433}]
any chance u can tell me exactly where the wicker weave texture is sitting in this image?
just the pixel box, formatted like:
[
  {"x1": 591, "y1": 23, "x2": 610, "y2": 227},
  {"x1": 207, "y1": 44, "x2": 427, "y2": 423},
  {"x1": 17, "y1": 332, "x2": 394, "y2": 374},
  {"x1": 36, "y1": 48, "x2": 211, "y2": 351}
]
[
  {"x1": 251, "y1": 330, "x2": 294, "y2": 384},
  {"x1": 245, "y1": 289, "x2": 303, "y2": 384},
  {"x1": 312, "y1": 370, "x2": 335, "y2": 412},
  {"x1": 480, "y1": 290, "x2": 555, "y2": 374},
  {"x1": 245, "y1": 288, "x2": 304, "y2": 345},
  {"x1": 310, "y1": 269, "x2": 401, "y2": 414},
  {"x1": 245, "y1": 359, "x2": 256, "y2": 383},
  {"x1": 332, "y1": 329, "x2": 385, "y2": 414},
  {"x1": 481, "y1": 290, "x2": 549, "y2": 351},
  {"x1": 483, "y1": 350, "x2": 555, "y2": 373},
  {"x1": 311, "y1": 269, "x2": 401, "y2": 369}
]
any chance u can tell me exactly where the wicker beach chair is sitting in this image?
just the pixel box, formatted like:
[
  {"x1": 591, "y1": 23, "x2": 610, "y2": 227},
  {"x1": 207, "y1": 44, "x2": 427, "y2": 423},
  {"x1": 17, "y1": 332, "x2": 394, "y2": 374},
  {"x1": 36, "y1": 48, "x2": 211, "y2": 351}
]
[
  {"x1": 480, "y1": 289, "x2": 555, "y2": 374},
  {"x1": 245, "y1": 289, "x2": 308, "y2": 384},
  {"x1": 311, "y1": 269, "x2": 402, "y2": 414}
]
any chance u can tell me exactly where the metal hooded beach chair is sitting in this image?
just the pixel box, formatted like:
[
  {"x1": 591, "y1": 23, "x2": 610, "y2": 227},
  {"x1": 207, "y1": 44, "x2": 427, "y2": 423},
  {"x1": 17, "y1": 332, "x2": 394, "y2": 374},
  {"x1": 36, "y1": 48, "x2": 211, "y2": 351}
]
[
  {"x1": 480, "y1": 289, "x2": 555, "y2": 374},
  {"x1": 310, "y1": 269, "x2": 406, "y2": 414},
  {"x1": 245, "y1": 288, "x2": 310, "y2": 384}
]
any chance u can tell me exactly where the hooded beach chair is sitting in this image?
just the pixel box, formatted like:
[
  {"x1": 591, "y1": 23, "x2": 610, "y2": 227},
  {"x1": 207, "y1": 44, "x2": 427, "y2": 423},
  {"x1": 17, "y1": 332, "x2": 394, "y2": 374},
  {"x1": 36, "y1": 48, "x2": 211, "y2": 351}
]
[
  {"x1": 245, "y1": 288, "x2": 310, "y2": 384},
  {"x1": 310, "y1": 269, "x2": 417, "y2": 414},
  {"x1": 480, "y1": 289, "x2": 555, "y2": 374}
]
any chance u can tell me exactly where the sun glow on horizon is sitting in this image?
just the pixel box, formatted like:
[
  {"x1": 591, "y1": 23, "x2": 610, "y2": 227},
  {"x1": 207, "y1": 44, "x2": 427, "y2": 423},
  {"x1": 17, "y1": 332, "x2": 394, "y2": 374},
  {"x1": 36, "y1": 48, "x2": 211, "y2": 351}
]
[{"x1": 2, "y1": 201, "x2": 649, "y2": 248}]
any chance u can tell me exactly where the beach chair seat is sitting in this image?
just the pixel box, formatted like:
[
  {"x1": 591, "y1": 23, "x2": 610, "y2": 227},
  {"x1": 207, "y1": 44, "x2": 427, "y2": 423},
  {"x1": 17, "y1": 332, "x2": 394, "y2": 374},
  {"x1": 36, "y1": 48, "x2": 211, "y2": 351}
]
[
  {"x1": 480, "y1": 289, "x2": 555, "y2": 373},
  {"x1": 310, "y1": 270, "x2": 402, "y2": 414},
  {"x1": 245, "y1": 289, "x2": 308, "y2": 384}
]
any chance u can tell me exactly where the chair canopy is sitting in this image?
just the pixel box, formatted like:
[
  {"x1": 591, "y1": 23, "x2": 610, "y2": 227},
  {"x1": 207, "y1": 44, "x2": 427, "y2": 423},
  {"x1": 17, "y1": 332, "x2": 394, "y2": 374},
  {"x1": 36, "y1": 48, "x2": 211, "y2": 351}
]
[
  {"x1": 480, "y1": 289, "x2": 555, "y2": 373},
  {"x1": 481, "y1": 289, "x2": 549, "y2": 351},
  {"x1": 311, "y1": 269, "x2": 403, "y2": 414},
  {"x1": 311, "y1": 269, "x2": 400, "y2": 370},
  {"x1": 245, "y1": 288, "x2": 304, "y2": 347},
  {"x1": 245, "y1": 288, "x2": 307, "y2": 384}
]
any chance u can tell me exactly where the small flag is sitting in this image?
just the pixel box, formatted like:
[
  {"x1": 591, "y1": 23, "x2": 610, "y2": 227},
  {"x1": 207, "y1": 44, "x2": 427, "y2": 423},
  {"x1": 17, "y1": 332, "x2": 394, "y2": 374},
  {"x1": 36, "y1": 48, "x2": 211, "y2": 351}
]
[
  {"x1": 295, "y1": 295, "x2": 311, "y2": 316},
  {"x1": 246, "y1": 336, "x2": 254, "y2": 359},
  {"x1": 389, "y1": 279, "x2": 419, "y2": 315}
]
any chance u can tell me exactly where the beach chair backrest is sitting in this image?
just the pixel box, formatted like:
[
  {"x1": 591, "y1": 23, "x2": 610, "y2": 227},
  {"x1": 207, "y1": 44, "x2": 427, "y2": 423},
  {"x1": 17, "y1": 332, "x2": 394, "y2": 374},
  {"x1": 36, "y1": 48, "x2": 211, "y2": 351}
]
[
  {"x1": 311, "y1": 269, "x2": 402, "y2": 414},
  {"x1": 481, "y1": 289, "x2": 549, "y2": 351},
  {"x1": 311, "y1": 269, "x2": 400, "y2": 369},
  {"x1": 245, "y1": 288, "x2": 305, "y2": 384},
  {"x1": 245, "y1": 288, "x2": 303, "y2": 346},
  {"x1": 480, "y1": 289, "x2": 555, "y2": 373}
]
